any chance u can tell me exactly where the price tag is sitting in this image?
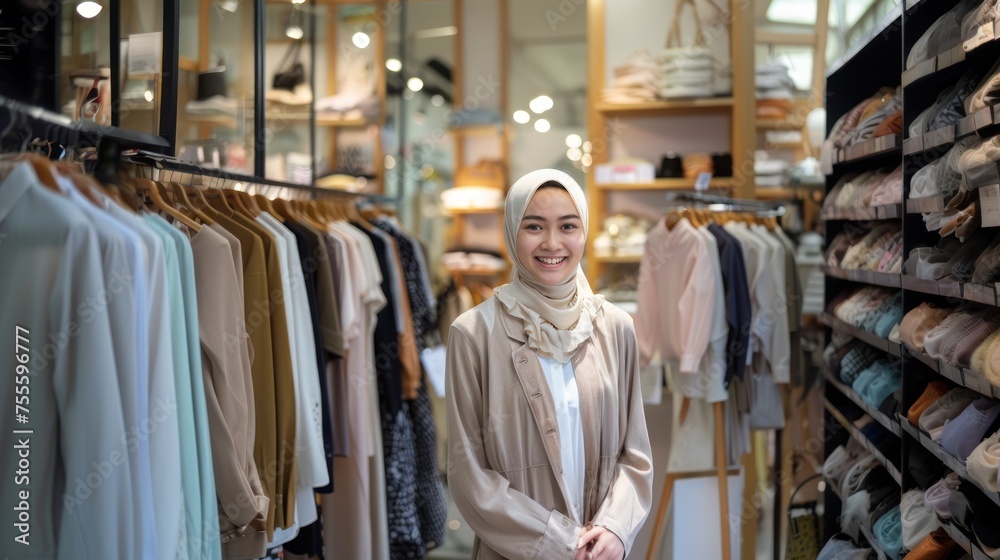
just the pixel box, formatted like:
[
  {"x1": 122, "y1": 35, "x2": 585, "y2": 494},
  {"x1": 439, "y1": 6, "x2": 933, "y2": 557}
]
[
  {"x1": 694, "y1": 172, "x2": 712, "y2": 191},
  {"x1": 981, "y1": 185, "x2": 1000, "y2": 227},
  {"x1": 128, "y1": 32, "x2": 162, "y2": 75}
]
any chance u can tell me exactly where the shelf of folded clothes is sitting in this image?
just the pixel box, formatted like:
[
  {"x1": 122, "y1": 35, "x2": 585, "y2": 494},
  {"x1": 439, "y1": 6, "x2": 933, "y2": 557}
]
[
  {"x1": 821, "y1": 365, "x2": 902, "y2": 437},
  {"x1": 939, "y1": 521, "x2": 994, "y2": 560},
  {"x1": 956, "y1": 106, "x2": 1000, "y2": 139},
  {"x1": 905, "y1": 194, "x2": 950, "y2": 214},
  {"x1": 904, "y1": 347, "x2": 1000, "y2": 400},
  {"x1": 902, "y1": 417, "x2": 1000, "y2": 510},
  {"x1": 902, "y1": 274, "x2": 1000, "y2": 306},
  {"x1": 902, "y1": 44, "x2": 967, "y2": 88},
  {"x1": 822, "y1": 265, "x2": 902, "y2": 288},
  {"x1": 835, "y1": 133, "x2": 903, "y2": 164},
  {"x1": 904, "y1": 125, "x2": 957, "y2": 156},
  {"x1": 593, "y1": 178, "x2": 734, "y2": 191},
  {"x1": 594, "y1": 97, "x2": 734, "y2": 115},
  {"x1": 820, "y1": 311, "x2": 902, "y2": 356},
  {"x1": 820, "y1": 203, "x2": 902, "y2": 221},
  {"x1": 824, "y1": 399, "x2": 903, "y2": 486}
]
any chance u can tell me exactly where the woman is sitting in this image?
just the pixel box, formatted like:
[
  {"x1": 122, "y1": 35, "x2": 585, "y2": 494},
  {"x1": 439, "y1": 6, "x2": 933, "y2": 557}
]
[{"x1": 445, "y1": 169, "x2": 653, "y2": 560}]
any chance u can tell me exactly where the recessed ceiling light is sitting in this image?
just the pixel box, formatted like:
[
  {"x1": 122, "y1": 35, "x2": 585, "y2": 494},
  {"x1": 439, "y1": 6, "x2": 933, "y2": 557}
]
[
  {"x1": 77, "y1": 1, "x2": 103, "y2": 18},
  {"x1": 534, "y1": 118, "x2": 550, "y2": 133}
]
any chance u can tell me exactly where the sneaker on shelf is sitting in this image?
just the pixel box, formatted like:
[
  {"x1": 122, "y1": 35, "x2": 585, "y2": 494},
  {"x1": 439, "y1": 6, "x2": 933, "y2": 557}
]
[{"x1": 185, "y1": 95, "x2": 240, "y2": 117}]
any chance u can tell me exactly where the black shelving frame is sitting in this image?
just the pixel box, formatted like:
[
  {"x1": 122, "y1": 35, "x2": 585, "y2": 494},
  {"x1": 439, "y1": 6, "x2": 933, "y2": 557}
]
[{"x1": 821, "y1": 1, "x2": 1000, "y2": 557}]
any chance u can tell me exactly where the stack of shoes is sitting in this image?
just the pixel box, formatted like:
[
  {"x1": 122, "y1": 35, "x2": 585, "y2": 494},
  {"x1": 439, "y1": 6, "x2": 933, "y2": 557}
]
[
  {"x1": 603, "y1": 49, "x2": 660, "y2": 104},
  {"x1": 756, "y1": 62, "x2": 797, "y2": 119}
]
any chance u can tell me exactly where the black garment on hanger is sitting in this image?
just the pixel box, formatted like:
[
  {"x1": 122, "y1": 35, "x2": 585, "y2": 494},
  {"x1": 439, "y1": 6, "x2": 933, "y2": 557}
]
[{"x1": 707, "y1": 224, "x2": 753, "y2": 384}]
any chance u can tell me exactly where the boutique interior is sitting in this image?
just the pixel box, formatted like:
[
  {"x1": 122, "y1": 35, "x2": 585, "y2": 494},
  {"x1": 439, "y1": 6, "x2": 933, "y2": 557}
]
[{"x1": 8, "y1": 0, "x2": 1000, "y2": 558}]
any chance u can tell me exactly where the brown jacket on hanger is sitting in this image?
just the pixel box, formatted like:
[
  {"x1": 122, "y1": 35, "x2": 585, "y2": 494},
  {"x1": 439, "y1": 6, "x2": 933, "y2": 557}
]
[{"x1": 445, "y1": 298, "x2": 653, "y2": 560}]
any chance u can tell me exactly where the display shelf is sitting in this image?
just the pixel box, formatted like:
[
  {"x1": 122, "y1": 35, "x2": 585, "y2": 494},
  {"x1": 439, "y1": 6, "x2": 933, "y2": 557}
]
[
  {"x1": 821, "y1": 366, "x2": 901, "y2": 437},
  {"x1": 941, "y1": 520, "x2": 995, "y2": 560},
  {"x1": 593, "y1": 178, "x2": 735, "y2": 191},
  {"x1": 593, "y1": 254, "x2": 642, "y2": 264},
  {"x1": 859, "y1": 521, "x2": 889, "y2": 560},
  {"x1": 755, "y1": 118, "x2": 805, "y2": 130},
  {"x1": 822, "y1": 265, "x2": 901, "y2": 288},
  {"x1": 902, "y1": 45, "x2": 967, "y2": 88},
  {"x1": 902, "y1": 418, "x2": 1000, "y2": 508},
  {"x1": 594, "y1": 97, "x2": 734, "y2": 115},
  {"x1": 903, "y1": 125, "x2": 956, "y2": 156},
  {"x1": 956, "y1": 106, "x2": 999, "y2": 139},
  {"x1": 820, "y1": 203, "x2": 902, "y2": 221},
  {"x1": 907, "y1": 346, "x2": 1000, "y2": 399},
  {"x1": 819, "y1": 312, "x2": 902, "y2": 356},
  {"x1": 824, "y1": 398, "x2": 903, "y2": 485},
  {"x1": 836, "y1": 134, "x2": 902, "y2": 164},
  {"x1": 826, "y1": 5, "x2": 904, "y2": 78},
  {"x1": 906, "y1": 195, "x2": 949, "y2": 214}
]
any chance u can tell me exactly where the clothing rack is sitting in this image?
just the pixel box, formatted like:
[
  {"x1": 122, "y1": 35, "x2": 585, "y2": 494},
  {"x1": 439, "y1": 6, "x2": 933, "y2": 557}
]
[
  {"x1": 0, "y1": 96, "x2": 396, "y2": 203},
  {"x1": 665, "y1": 191, "x2": 788, "y2": 217}
]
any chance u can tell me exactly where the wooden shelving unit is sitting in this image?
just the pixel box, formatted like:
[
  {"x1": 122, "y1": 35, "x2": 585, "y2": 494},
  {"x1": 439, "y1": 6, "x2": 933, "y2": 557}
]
[{"x1": 585, "y1": 0, "x2": 755, "y2": 287}]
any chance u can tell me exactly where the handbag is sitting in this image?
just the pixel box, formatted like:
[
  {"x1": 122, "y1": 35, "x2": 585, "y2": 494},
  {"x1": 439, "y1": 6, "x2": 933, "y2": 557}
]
[
  {"x1": 747, "y1": 372, "x2": 786, "y2": 430},
  {"x1": 786, "y1": 474, "x2": 822, "y2": 560},
  {"x1": 272, "y1": 41, "x2": 305, "y2": 91}
]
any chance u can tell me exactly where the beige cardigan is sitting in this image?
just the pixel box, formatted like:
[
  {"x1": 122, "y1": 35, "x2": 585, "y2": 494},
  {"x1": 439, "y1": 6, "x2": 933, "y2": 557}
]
[{"x1": 446, "y1": 297, "x2": 653, "y2": 559}]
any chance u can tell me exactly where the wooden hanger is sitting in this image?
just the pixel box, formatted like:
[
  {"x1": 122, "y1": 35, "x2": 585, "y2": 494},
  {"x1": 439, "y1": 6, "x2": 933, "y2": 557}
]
[
  {"x1": 203, "y1": 185, "x2": 237, "y2": 216},
  {"x1": 239, "y1": 190, "x2": 263, "y2": 215},
  {"x1": 170, "y1": 182, "x2": 214, "y2": 225},
  {"x1": 183, "y1": 183, "x2": 220, "y2": 221},
  {"x1": 21, "y1": 152, "x2": 60, "y2": 191},
  {"x1": 664, "y1": 209, "x2": 682, "y2": 231},
  {"x1": 132, "y1": 177, "x2": 202, "y2": 231},
  {"x1": 253, "y1": 194, "x2": 284, "y2": 222},
  {"x1": 223, "y1": 188, "x2": 255, "y2": 217}
]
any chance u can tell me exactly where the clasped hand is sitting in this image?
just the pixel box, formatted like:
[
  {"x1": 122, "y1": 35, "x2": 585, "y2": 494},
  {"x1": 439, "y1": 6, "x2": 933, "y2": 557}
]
[{"x1": 576, "y1": 525, "x2": 624, "y2": 560}]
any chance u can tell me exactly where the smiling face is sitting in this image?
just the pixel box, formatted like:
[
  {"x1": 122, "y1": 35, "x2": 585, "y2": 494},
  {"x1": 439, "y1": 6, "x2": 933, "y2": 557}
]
[{"x1": 515, "y1": 186, "x2": 586, "y2": 286}]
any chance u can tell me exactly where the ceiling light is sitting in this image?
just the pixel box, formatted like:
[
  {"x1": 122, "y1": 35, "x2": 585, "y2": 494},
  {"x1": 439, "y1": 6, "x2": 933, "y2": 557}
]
[
  {"x1": 431, "y1": 94, "x2": 444, "y2": 107},
  {"x1": 582, "y1": 140, "x2": 592, "y2": 152},
  {"x1": 291, "y1": 0, "x2": 305, "y2": 3},
  {"x1": 534, "y1": 118, "x2": 550, "y2": 133},
  {"x1": 581, "y1": 153, "x2": 592, "y2": 167},
  {"x1": 76, "y1": 1, "x2": 102, "y2": 18},
  {"x1": 565, "y1": 134, "x2": 582, "y2": 148},
  {"x1": 143, "y1": 90, "x2": 154, "y2": 102},
  {"x1": 352, "y1": 31, "x2": 370, "y2": 49},
  {"x1": 286, "y1": 23, "x2": 303, "y2": 39},
  {"x1": 529, "y1": 95, "x2": 553, "y2": 114},
  {"x1": 407, "y1": 77, "x2": 424, "y2": 91},
  {"x1": 218, "y1": 0, "x2": 238, "y2": 12},
  {"x1": 567, "y1": 147, "x2": 582, "y2": 161},
  {"x1": 513, "y1": 110, "x2": 529, "y2": 124},
  {"x1": 386, "y1": 58, "x2": 402, "y2": 72}
]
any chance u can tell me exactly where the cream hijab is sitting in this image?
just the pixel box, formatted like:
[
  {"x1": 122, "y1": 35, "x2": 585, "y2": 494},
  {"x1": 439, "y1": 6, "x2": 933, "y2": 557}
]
[{"x1": 494, "y1": 169, "x2": 604, "y2": 363}]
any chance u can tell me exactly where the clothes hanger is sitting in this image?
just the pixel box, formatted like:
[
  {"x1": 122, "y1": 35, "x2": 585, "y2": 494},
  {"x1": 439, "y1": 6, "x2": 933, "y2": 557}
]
[
  {"x1": 131, "y1": 175, "x2": 202, "y2": 231},
  {"x1": 238, "y1": 189, "x2": 263, "y2": 216},
  {"x1": 170, "y1": 181, "x2": 214, "y2": 225},
  {"x1": 181, "y1": 175, "x2": 220, "y2": 221},
  {"x1": 223, "y1": 187, "x2": 256, "y2": 218},
  {"x1": 664, "y1": 208, "x2": 683, "y2": 231},
  {"x1": 253, "y1": 193, "x2": 283, "y2": 222},
  {"x1": 203, "y1": 180, "x2": 238, "y2": 216}
]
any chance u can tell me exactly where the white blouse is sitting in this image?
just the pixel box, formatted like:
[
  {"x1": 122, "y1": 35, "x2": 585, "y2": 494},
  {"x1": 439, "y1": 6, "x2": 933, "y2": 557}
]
[{"x1": 536, "y1": 354, "x2": 586, "y2": 523}]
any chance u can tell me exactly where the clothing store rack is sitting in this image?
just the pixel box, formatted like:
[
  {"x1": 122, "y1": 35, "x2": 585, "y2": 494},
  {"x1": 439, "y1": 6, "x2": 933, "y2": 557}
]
[
  {"x1": 0, "y1": 95, "x2": 396, "y2": 203},
  {"x1": 647, "y1": 191, "x2": 795, "y2": 560},
  {"x1": 0, "y1": 94, "x2": 171, "y2": 155}
]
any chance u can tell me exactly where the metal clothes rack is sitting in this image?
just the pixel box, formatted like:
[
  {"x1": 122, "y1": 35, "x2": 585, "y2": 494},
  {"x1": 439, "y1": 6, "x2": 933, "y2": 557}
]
[
  {"x1": 666, "y1": 191, "x2": 788, "y2": 217},
  {"x1": 0, "y1": 95, "x2": 396, "y2": 203}
]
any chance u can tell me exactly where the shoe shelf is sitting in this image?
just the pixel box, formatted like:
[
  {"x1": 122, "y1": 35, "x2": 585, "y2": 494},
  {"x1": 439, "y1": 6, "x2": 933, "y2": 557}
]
[
  {"x1": 594, "y1": 97, "x2": 734, "y2": 115},
  {"x1": 593, "y1": 178, "x2": 735, "y2": 191},
  {"x1": 820, "y1": 203, "x2": 902, "y2": 221},
  {"x1": 821, "y1": 266, "x2": 902, "y2": 288},
  {"x1": 900, "y1": 419, "x2": 1000, "y2": 509},
  {"x1": 821, "y1": 366, "x2": 901, "y2": 437},
  {"x1": 824, "y1": 398, "x2": 903, "y2": 486}
]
